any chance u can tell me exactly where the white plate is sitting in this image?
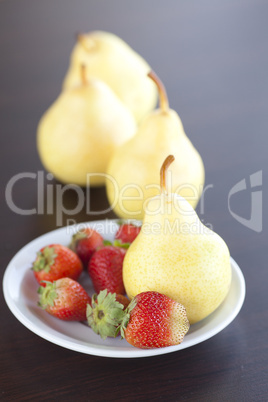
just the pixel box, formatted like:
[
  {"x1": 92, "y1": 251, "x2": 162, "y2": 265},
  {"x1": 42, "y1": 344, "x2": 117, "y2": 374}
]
[{"x1": 3, "y1": 219, "x2": 246, "y2": 358}]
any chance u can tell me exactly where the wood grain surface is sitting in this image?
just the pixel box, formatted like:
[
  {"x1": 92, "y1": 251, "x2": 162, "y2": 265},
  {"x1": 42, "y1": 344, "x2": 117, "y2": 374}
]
[{"x1": 0, "y1": 1, "x2": 267, "y2": 401}]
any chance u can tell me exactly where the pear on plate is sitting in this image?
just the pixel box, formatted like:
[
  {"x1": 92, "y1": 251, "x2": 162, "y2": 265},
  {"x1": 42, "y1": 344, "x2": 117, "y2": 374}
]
[
  {"x1": 106, "y1": 71, "x2": 205, "y2": 220},
  {"x1": 37, "y1": 65, "x2": 136, "y2": 186},
  {"x1": 63, "y1": 31, "x2": 158, "y2": 123},
  {"x1": 123, "y1": 155, "x2": 232, "y2": 324}
]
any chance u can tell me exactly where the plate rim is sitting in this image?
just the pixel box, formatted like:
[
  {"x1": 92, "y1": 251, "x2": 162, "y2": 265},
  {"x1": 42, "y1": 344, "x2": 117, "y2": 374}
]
[{"x1": 2, "y1": 219, "x2": 246, "y2": 358}]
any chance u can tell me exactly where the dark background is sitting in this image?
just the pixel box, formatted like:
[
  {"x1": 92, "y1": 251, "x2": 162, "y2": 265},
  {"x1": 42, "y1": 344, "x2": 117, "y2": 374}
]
[{"x1": 0, "y1": 1, "x2": 267, "y2": 401}]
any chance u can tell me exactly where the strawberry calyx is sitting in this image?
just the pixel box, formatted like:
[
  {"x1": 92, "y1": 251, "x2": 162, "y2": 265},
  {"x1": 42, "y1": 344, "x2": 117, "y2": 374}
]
[
  {"x1": 86, "y1": 289, "x2": 125, "y2": 339},
  {"x1": 113, "y1": 239, "x2": 130, "y2": 249},
  {"x1": 69, "y1": 230, "x2": 88, "y2": 251},
  {"x1": 38, "y1": 281, "x2": 57, "y2": 309},
  {"x1": 32, "y1": 247, "x2": 57, "y2": 273},
  {"x1": 103, "y1": 239, "x2": 130, "y2": 249},
  {"x1": 117, "y1": 297, "x2": 137, "y2": 338}
]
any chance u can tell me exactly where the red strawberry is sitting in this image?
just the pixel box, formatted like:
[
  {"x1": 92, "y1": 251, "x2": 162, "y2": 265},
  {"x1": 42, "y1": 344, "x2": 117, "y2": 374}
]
[
  {"x1": 32, "y1": 244, "x2": 83, "y2": 286},
  {"x1": 88, "y1": 245, "x2": 126, "y2": 294},
  {"x1": 119, "y1": 291, "x2": 190, "y2": 349},
  {"x1": 69, "y1": 228, "x2": 104, "y2": 267},
  {"x1": 38, "y1": 278, "x2": 91, "y2": 321},
  {"x1": 86, "y1": 289, "x2": 126, "y2": 339},
  {"x1": 115, "y1": 222, "x2": 141, "y2": 244},
  {"x1": 115, "y1": 294, "x2": 130, "y2": 310}
]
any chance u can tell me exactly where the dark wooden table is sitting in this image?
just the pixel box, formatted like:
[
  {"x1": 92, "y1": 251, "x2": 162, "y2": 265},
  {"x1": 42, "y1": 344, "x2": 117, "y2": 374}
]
[{"x1": 1, "y1": 1, "x2": 267, "y2": 401}]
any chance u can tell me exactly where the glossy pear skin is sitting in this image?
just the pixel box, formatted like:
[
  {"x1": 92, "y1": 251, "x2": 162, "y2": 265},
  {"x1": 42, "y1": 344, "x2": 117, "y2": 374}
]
[
  {"x1": 106, "y1": 109, "x2": 205, "y2": 219},
  {"x1": 37, "y1": 80, "x2": 136, "y2": 186},
  {"x1": 123, "y1": 194, "x2": 232, "y2": 324},
  {"x1": 63, "y1": 31, "x2": 157, "y2": 123}
]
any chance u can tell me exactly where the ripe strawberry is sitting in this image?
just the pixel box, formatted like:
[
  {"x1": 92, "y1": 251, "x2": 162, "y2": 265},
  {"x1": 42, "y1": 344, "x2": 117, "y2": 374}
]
[
  {"x1": 38, "y1": 278, "x2": 91, "y2": 321},
  {"x1": 69, "y1": 228, "x2": 104, "y2": 267},
  {"x1": 115, "y1": 294, "x2": 130, "y2": 310},
  {"x1": 88, "y1": 245, "x2": 126, "y2": 294},
  {"x1": 115, "y1": 222, "x2": 141, "y2": 244},
  {"x1": 32, "y1": 244, "x2": 83, "y2": 286},
  {"x1": 119, "y1": 291, "x2": 190, "y2": 349},
  {"x1": 86, "y1": 289, "x2": 126, "y2": 339}
]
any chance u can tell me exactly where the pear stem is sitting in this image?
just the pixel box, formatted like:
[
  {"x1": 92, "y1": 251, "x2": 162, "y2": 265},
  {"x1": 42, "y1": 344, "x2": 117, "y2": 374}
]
[
  {"x1": 148, "y1": 71, "x2": 169, "y2": 112},
  {"x1": 160, "y1": 155, "x2": 175, "y2": 194},
  {"x1": 77, "y1": 33, "x2": 96, "y2": 52},
  {"x1": 80, "y1": 64, "x2": 87, "y2": 86}
]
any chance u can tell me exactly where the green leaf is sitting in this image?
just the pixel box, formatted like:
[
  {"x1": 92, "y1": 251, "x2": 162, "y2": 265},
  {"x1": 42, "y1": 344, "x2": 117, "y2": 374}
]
[
  {"x1": 38, "y1": 281, "x2": 57, "y2": 309},
  {"x1": 32, "y1": 247, "x2": 57, "y2": 273},
  {"x1": 103, "y1": 240, "x2": 113, "y2": 246},
  {"x1": 113, "y1": 239, "x2": 130, "y2": 249},
  {"x1": 118, "y1": 297, "x2": 137, "y2": 338}
]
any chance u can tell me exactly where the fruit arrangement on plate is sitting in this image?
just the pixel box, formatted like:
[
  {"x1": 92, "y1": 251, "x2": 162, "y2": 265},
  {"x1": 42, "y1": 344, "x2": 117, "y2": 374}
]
[
  {"x1": 31, "y1": 157, "x2": 232, "y2": 349},
  {"x1": 33, "y1": 218, "x2": 191, "y2": 349}
]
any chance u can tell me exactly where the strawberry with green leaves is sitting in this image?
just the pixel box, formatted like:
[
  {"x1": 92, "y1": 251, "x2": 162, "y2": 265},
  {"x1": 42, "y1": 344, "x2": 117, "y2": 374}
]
[
  {"x1": 32, "y1": 244, "x2": 83, "y2": 286},
  {"x1": 69, "y1": 228, "x2": 104, "y2": 268},
  {"x1": 87, "y1": 290, "x2": 189, "y2": 349},
  {"x1": 38, "y1": 278, "x2": 91, "y2": 321},
  {"x1": 119, "y1": 291, "x2": 190, "y2": 349},
  {"x1": 115, "y1": 222, "x2": 141, "y2": 244},
  {"x1": 88, "y1": 244, "x2": 127, "y2": 294},
  {"x1": 86, "y1": 289, "x2": 127, "y2": 339}
]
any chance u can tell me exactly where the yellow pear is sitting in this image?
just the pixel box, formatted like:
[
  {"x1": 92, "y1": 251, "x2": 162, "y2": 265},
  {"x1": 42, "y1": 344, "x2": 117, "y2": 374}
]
[
  {"x1": 37, "y1": 65, "x2": 136, "y2": 186},
  {"x1": 63, "y1": 31, "x2": 157, "y2": 123},
  {"x1": 106, "y1": 71, "x2": 205, "y2": 220},
  {"x1": 123, "y1": 155, "x2": 232, "y2": 324}
]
